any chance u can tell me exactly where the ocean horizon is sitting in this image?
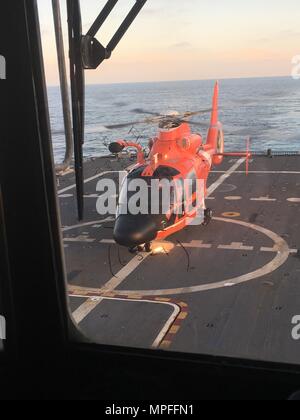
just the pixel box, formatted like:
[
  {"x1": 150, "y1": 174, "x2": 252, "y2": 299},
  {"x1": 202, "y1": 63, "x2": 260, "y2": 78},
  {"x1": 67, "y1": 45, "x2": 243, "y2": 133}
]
[{"x1": 48, "y1": 76, "x2": 300, "y2": 163}]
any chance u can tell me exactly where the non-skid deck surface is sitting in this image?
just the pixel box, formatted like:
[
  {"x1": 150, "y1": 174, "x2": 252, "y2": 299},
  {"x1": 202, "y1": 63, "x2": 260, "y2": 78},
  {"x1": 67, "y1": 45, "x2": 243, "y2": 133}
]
[{"x1": 59, "y1": 155, "x2": 300, "y2": 365}]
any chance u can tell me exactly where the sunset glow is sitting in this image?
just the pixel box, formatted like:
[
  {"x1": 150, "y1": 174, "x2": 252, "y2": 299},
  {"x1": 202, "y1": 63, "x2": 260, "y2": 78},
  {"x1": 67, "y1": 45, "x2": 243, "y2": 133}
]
[{"x1": 38, "y1": 0, "x2": 300, "y2": 85}]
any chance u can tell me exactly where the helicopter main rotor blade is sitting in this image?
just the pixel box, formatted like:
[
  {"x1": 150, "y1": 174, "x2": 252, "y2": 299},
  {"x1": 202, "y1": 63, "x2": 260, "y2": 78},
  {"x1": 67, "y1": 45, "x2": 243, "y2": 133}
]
[
  {"x1": 131, "y1": 108, "x2": 161, "y2": 116},
  {"x1": 101, "y1": 109, "x2": 214, "y2": 132},
  {"x1": 186, "y1": 120, "x2": 208, "y2": 128},
  {"x1": 104, "y1": 121, "x2": 146, "y2": 129},
  {"x1": 182, "y1": 108, "x2": 213, "y2": 118},
  {"x1": 104, "y1": 117, "x2": 160, "y2": 130},
  {"x1": 131, "y1": 108, "x2": 213, "y2": 119}
]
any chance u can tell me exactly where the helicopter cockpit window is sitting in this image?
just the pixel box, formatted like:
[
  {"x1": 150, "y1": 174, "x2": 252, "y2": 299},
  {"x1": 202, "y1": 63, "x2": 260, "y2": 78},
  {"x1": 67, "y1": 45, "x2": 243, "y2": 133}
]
[
  {"x1": 118, "y1": 167, "x2": 178, "y2": 216},
  {"x1": 153, "y1": 166, "x2": 180, "y2": 179}
]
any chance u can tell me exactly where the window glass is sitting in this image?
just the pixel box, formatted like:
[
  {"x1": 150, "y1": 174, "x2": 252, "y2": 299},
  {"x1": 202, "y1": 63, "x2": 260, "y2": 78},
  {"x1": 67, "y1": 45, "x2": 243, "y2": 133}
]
[{"x1": 39, "y1": 0, "x2": 300, "y2": 366}]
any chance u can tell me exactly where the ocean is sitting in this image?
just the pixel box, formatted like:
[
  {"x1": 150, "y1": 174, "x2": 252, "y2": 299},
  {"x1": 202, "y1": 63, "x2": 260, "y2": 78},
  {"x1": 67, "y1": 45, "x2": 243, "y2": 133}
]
[{"x1": 48, "y1": 77, "x2": 300, "y2": 164}]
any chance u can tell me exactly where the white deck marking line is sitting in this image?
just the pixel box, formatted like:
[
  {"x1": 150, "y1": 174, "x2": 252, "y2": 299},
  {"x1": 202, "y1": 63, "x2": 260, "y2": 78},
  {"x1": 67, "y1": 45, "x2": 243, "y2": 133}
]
[
  {"x1": 100, "y1": 253, "x2": 150, "y2": 294},
  {"x1": 225, "y1": 196, "x2": 242, "y2": 201},
  {"x1": 287, "y1": 198, "x2": 300, "y2": 203},
  {"x1": 207, "y1": 158, "x2": 245, "y2": 196},
  {"x1": 59, "y1": 194, "x2": 73, "y2": 198},
  {"x1": 218, "y1": 242, "x2": 254, "y2": 251},
  {"x1": 151, "y1": 304, "x2": 181, "y2": 349},
  {"x1": 261, "y1": 246, "x2": 298, "y2": 254},
  {"x1": 260, "y1": 245, "x2": 282, "y2": 253},
  {"x1": 101, "y1": 239, "x2": 116, "y2": 244},
  {"x1": 72, "y1": 298, "x2": 102, "y2": 324},
  {"x1": 70, "y1": 294, "x2": 180, "y2": 349},
  {"x1": 62, "y1": 217, "x2": 114, "y2": 232},
  {"x1": 71, "y1": 160, "x2": 244, "y2": 322},
  {"x1": 100, "y1": 217, "x2": 290, "y2": 297},
  {"x1": 179, "y1": 240, "x2": 212, "y2": 249},
  {"x1": 98, "y1": 240, "x2": 297, "y2": 254},
  {"x1": 83, "y1": 194, "x2": 100, "y2": 198},
  {"x1": 250, "y1": 197, "x2": 276, "y2": 202},
  {"x1": 72, "y1": 252, "x2": 150, "y2": 323},
  {"x1": 64, "y1": 235, "x2": 95, "y2": 243},
  {"x1": 58, "y1": 170, "x2": 120, "y2": 195},
  {"x1": 99, "y1": 239, "x2": 212, "y2": 248}
]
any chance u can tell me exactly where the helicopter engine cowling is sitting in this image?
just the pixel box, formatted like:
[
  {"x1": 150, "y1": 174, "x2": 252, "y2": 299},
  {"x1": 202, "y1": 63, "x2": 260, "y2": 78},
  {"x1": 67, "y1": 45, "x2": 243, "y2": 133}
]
[{"x1": 177, "y1": 134, "x2": 202, "y2": 155}]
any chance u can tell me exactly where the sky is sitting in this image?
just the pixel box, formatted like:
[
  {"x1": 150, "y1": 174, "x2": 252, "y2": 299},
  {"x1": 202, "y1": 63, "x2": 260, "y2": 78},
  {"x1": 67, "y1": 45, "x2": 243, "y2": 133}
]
[{"x1": 37, "y1": 0, "x2": 300, "y2": 85}]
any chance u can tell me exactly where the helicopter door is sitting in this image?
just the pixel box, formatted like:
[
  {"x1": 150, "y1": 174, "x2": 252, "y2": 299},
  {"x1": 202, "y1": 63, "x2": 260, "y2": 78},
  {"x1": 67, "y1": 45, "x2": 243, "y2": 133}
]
[
  {"x1": 173, "y1": 178, "x2": 185, "y2": 222},
  {"x1": 185, "y1": 170, "x2": 199, "y2": 217}
]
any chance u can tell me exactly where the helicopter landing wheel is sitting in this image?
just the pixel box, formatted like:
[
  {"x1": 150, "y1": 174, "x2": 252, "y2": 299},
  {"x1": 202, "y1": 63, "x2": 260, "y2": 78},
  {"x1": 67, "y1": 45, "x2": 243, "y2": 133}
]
[
  {"x1": 129, "y1": 243, "x2": 152, "y2": 253},
  {"x1": 129, "y1": 246, "x2": 138, "y2": 254},
  {"x1": 203, "y1": 208, "x2": 213, "y2": 226},
  {"x1": 144, "y1": 242, "x2": 152, "y2": 253}
]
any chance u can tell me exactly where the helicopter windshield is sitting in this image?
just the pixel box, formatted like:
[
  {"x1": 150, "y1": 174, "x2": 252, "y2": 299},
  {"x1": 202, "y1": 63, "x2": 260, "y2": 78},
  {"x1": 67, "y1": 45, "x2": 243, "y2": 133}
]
[{"x1": 117, "y1": 166, "x2": 180, "y2": 217}]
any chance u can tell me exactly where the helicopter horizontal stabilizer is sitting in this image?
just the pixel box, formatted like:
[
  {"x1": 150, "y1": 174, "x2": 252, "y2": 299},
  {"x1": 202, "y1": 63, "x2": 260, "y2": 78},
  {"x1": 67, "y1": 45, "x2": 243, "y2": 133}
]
[{"x1": 215, "y1": 138, "x2": 252, "y2": 175}]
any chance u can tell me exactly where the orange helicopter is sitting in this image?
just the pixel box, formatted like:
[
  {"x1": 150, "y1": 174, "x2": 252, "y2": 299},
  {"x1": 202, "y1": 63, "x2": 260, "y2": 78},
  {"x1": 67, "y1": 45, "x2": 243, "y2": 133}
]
[{"x1": 108, "y1": 82, "x2": 251, "y2": 252}]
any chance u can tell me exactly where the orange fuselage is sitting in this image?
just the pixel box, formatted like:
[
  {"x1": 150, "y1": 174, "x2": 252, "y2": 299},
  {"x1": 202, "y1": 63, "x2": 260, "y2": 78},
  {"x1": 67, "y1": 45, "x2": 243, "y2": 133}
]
[
  {"x1": 139, "y1": 123, "x2": 213, "y2": 240},
  {"x1": 111, "y1": 82, "x2": 250, "y2": 248}
]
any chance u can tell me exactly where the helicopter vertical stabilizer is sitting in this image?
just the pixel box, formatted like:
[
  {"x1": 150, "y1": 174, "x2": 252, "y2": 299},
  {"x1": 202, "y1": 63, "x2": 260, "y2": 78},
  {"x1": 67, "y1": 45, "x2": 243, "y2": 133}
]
[
  {"x1": 206, "y1": 82, "x2": 224, "y2": 164},
  {"x1": 211, "y1": 81, "x2": 219, "y2": 126}
]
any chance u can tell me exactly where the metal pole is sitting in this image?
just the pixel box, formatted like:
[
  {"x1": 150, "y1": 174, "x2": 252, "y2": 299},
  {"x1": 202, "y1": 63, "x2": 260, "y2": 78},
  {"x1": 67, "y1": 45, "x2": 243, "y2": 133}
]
[
  {"x1": 52, "y1": 0, "x2": 73, "y2": 173},
  {"x1": 87, "y1": 0, "x2": 119, "y2": 38},
  {"x1": 107, "y1": 0, "x2": 147, "y2": 53}
]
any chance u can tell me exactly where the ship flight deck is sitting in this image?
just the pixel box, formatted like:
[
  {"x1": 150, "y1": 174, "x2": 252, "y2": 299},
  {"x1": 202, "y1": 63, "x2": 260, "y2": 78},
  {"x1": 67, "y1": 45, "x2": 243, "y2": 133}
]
[{"x1": 58, "y1": 154, "x2": 300, "y2": 365}]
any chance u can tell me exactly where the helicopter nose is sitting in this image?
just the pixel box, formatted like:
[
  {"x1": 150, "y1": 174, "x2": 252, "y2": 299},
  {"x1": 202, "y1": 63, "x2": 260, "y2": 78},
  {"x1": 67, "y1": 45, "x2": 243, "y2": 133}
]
[{"x1": 113, "y1": 215, "x2": 158, "y2": 248}]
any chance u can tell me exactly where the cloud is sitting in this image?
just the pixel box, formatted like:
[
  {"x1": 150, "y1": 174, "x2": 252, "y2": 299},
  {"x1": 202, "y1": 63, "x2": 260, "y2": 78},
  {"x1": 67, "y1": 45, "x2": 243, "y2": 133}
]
[
  {"x1": 169, "y1": 42, "x2": 192, "y2": 50},
  {"x1": 279, "y1": 30, "x2": 300, "y2": 38}
]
